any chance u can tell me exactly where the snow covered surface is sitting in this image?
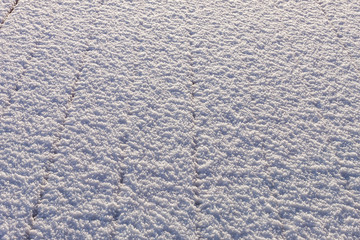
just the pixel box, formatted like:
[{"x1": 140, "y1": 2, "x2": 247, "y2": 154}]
[{"x1": 1, "y1": 0, "x2": 360, "y2": 239}]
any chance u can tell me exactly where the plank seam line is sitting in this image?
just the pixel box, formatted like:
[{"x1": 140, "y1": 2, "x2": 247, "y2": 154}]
[
  {"x1": 0, "y1": 0, "x2": 19, "y2": 29},
  {"x1": 24, "y1": 47, "x2": 89, "y2": 239},
  {"x1": 185, "y1": 24, "x2": 202, "y2": 239}
]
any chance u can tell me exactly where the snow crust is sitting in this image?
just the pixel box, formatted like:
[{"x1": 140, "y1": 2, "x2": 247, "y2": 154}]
[{"x1": 1, "y1": 0, "x2": 360, "y2": 239}]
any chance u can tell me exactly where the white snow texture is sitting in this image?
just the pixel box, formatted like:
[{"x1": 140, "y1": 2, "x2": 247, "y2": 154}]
[{"x1": 1, "y1": 0, "x2": 360, "y2": 239}]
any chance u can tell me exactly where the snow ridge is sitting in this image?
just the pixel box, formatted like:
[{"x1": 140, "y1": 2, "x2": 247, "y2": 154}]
[{"x1": 0, "y1": 0, "x2": 19, "y2": 29}]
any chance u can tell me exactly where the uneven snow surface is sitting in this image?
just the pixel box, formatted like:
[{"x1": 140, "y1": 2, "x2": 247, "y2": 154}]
[{"x1": 1, "y1": 0, "x2": 360, "y2": 239}]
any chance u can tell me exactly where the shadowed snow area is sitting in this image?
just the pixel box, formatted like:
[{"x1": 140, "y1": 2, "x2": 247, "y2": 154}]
[{"x1": 1, "y1": 0, "x2": 360, "y2": 239}]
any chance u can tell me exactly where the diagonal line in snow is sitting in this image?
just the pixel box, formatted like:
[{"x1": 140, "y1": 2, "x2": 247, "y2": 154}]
[
  {"x1": 24, "y1": 47, "x2": 89, "y2": 239},
  {"x1": 185, "y1": 26, "x2": 202, "y2": 240},
  {"x1": 0, "y1": 0, "x2": 20, "y2": 30}
]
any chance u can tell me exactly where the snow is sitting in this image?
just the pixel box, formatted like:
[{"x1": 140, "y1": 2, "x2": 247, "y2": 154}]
[
  {"x1": 1, "y1": 0, "x2": 360, "y2": 239},
  {"x1": 0, "y1": 1, "x2": 13, "y2": 25}
]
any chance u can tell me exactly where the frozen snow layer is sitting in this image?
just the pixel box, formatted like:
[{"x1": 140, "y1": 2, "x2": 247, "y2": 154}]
[{"x1": 1, "y1": 0, "x2": 360, "y2": 239}]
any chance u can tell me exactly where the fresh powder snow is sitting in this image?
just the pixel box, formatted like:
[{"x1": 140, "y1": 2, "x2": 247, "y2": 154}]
[{"x1": 0, "y1": 0, "x2": 360, "y2": 239}]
